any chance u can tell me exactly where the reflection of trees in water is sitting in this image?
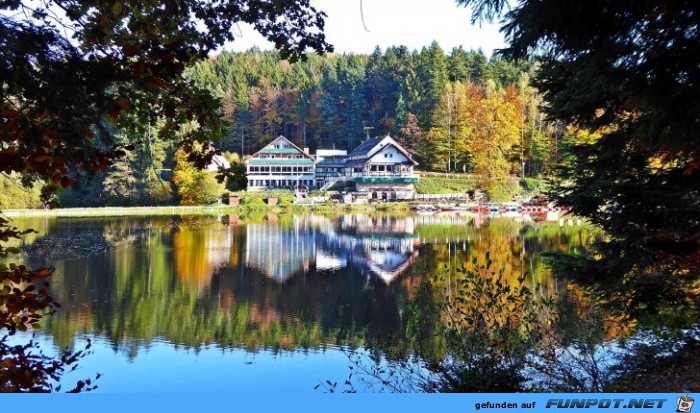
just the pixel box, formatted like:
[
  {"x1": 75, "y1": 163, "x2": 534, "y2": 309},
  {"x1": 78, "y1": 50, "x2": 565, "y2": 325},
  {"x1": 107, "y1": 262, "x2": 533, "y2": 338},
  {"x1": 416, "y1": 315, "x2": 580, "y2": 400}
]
[
  {"x1": 1, "y1": 217, "x2": 96, "y2": 392},
  {"x1": 174, "y1": 224, "x2": 232, "y2": 294},
  {"x1": 24, "y1": 215, "x2": 597, "y2": 364}
]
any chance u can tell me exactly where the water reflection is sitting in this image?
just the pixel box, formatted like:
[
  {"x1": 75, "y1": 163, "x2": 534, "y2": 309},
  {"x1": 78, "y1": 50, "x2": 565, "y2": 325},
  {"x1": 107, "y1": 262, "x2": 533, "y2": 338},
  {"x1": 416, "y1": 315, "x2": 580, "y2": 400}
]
[
  {"x1": 244, "y1": 215, "x2": 422, "y2": 284},
  {"x1": 13, "y1": 213, "x2": 598, "y2": 390}
]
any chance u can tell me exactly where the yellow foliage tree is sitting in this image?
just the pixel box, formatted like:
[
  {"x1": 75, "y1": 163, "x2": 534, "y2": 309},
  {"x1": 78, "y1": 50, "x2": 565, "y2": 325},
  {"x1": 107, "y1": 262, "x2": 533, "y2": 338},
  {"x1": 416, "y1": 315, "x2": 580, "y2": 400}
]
[
  {"x1": 172, "y1": 143, "x2": 226, "y2": 205},
  {"x1": 468, "y1": 85, "x2": 522, "y2": 199}
]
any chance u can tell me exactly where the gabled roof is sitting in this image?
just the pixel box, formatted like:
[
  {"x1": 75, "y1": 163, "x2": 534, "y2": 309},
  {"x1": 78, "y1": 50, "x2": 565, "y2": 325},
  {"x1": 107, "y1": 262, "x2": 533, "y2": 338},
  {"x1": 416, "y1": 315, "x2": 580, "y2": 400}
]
[
  {"x1": 347, "y1": 135, "x2": 418, "y2": 166},
  {"x1": 248, "y1": 135, "x2": 312, "y2": 161}
]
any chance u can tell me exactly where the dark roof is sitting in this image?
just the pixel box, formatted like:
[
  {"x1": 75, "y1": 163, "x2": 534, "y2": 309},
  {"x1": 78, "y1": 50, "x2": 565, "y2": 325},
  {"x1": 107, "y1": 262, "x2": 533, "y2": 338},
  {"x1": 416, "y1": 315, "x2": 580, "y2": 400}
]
[
  {"x1": 345, "y1": 158, "x2": 366, "y2": 168},
  {"x1": 348, "y1": 137, "x2": 384, "y2": 158},
  {"x1": 346, "y1": 136, "x2": 418, "y2": 166}
]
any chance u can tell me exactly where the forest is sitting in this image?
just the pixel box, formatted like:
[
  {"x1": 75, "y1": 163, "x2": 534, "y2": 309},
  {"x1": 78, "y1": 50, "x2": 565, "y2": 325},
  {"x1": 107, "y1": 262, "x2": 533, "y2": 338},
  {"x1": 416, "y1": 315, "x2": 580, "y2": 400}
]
[
  {"x1": 2, "y1": 0, "x2": 698, "y2": 393},
  {"x1": 1, "y1": 43, "x2": 564, "y2": 208}
]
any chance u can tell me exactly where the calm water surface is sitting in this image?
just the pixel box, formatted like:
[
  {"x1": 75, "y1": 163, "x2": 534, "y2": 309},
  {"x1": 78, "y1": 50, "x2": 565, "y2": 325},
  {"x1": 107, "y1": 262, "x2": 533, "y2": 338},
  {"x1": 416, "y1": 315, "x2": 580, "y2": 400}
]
[{"x1": 12, "y1": 213, "x2": 593, "y2": 392}]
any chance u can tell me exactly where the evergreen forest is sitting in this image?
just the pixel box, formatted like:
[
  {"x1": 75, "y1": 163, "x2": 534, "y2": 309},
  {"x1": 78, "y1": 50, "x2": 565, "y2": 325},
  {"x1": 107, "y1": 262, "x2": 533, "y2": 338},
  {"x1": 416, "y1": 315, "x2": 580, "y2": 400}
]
[{"x1": 1, "y1": 43, "x2": 564, "y2": 207}]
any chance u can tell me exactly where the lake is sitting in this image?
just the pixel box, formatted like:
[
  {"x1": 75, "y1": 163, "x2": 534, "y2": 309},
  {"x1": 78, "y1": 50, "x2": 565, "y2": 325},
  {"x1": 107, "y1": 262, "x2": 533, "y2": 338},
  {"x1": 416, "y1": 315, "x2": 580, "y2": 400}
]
[{"x1": 8, "y1": 212, "x2": 596, "y2": 392}]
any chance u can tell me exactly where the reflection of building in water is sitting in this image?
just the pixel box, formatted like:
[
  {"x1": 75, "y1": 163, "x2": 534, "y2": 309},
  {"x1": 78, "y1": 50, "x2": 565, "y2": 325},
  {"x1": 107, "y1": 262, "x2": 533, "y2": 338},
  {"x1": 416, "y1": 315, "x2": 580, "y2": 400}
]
[
  {"x1": 351, "y1": 236, "x2": 420, "y2": 284},
  {"x1": 243, "y1": 215, "x2": 420, "y2": 284},
  {"x1": 331, "y1": 215, "x2": 420, "y2": 283},
  {"x1": 245, "y1": 218, "x2": 316, "y2": 282},
  {"x1": 339, "y1": 214, "x2": 415, "y2": 236}
]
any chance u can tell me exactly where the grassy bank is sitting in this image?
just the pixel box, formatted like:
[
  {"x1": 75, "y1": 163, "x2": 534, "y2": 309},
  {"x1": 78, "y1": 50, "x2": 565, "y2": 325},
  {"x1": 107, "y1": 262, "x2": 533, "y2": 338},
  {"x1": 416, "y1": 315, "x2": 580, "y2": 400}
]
[
  {"x1": 415, "y1": 173, "x2": 478, "y2": 194},
  {"x1": 416, "y1": 173, "x2": 548, "y2": 201},
  {"x1": 2, "y1": 205, "x2": 241, "y2": 218},
  {"x1": 1, "y1": 201, "x2": 415, "y2": 218}
]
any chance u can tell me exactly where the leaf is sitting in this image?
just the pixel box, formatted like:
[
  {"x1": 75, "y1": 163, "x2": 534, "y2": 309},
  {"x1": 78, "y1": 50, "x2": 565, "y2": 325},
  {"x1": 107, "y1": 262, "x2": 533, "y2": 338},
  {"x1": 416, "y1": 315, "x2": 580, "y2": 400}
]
[
  {"x1": 116, "y1": 98, "x2": 132, "y2": 111},
  {"x1": 33, "y1": 268, "x2": 54, "y2": 278}
]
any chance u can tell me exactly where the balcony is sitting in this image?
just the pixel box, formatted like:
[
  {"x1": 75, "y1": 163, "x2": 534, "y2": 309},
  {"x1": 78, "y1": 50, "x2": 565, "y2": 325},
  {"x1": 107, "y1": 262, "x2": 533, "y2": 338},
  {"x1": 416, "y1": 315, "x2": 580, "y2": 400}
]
[{"x1": 351, "y1": 172, "x2": 419, "y2": 184}]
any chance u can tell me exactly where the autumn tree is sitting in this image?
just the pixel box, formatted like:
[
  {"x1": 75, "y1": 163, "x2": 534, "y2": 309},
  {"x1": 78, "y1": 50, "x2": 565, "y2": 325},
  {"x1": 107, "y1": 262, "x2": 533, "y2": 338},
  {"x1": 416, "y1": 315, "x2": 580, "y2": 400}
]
[
  {"x1": 172, "y1": 143, "x2": 226, "y2": 205},
  {"x1": 1, "y1": 0, "x2": 332, "y2": 190},
  {"x1": 1, "y1": 0, "x2": 332, "y2": 392},
  {"x1": 466, "y1": 84, "x2": 521, "y2": 199},
  {"x1": 459, "y1": 0, "x2": 700, "y2": 316}
]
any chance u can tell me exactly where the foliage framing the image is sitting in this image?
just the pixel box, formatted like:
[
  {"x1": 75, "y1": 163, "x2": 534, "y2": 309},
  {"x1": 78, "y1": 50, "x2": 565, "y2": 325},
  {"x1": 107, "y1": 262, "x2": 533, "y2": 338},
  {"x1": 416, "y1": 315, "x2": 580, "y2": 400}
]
[
  {"x1": 1, "y1": 216, "x2": 97, "y2": 392},
  {"x1": 457, "y1": 0, "x2": 700, "y2": 317},
  {"x1": 1, "y1": 0, "x2": 332, "y2": 190}
]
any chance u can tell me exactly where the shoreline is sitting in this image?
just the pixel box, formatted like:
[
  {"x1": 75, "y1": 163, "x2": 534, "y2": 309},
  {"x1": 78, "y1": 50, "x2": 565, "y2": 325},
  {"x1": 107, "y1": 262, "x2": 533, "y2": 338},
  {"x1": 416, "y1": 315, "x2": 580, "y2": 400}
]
[{"x1": 1, "y1": 203, "x2": 412, "y2": 218}]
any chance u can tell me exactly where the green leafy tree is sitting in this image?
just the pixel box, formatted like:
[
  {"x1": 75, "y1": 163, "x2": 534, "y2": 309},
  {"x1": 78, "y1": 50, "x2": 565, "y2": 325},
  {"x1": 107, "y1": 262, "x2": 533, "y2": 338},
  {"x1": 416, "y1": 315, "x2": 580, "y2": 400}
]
[
  {"x1": 447, "y1": 46, "x2": 471, "y2": 83},
  {"x1": 102, "y1": 155, "x2": 139, "y2": 205}
]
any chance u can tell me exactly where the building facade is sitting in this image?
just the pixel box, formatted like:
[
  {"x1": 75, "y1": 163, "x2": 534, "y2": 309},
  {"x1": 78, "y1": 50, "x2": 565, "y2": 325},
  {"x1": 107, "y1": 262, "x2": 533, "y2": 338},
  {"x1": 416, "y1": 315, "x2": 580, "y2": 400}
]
[
  {"x1": 245, "y1": 136, "x2": 315, "y2": 191},
  {"x1": 344, "y1": 136, "x2": 419, "y2": 200},
  {"x1": 246, "y1": 135, "x2": 419, "y2": 197},
  {"x1": 314, "y1": 149, "x2": 348, "y2": 189}
]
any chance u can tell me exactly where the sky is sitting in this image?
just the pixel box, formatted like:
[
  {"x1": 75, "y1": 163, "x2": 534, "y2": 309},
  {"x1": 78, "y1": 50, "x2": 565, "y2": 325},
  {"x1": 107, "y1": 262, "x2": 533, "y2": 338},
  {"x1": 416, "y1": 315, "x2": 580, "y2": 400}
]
[{"x1": 223, "y1": 0, "x2": 507, "y2": 57}]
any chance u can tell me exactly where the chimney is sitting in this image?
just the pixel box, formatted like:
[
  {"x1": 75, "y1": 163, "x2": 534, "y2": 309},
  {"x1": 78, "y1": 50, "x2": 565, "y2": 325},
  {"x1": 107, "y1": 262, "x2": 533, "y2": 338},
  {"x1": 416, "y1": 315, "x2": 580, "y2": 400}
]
[{"x1": 303, "y1": 147, "x2": 310, "y2": 155}]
